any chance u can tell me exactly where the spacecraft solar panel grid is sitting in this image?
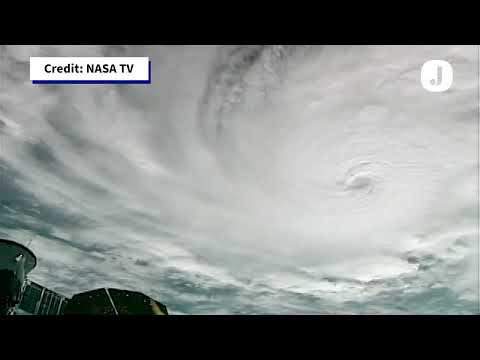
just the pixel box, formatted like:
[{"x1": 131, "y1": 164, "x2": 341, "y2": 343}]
[
  {"x1": 18, "y1": 281, "x2": 67, "y2": 315},
  {"x1": 18, "y1": 282, "x2": 43, "y2": 314}
]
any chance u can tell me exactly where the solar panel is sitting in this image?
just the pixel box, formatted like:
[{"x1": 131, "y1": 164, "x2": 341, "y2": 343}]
[
  {"x1": 63, "y1": 288, "x2": 168, "y2": 315},
  {"x1": 18, "y1": 281, "x2": 68, "y2": 315},
  {"x1": 17, "y1": 283, "x2": 167, "y2": 315}
]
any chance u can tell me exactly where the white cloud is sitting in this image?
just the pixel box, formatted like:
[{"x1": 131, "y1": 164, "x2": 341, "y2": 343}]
[{"x1": 0, "y1": 45, "x2": 477, "y2": 314}]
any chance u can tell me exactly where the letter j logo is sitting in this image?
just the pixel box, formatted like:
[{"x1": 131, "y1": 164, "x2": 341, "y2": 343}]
[{"x1": 421, "y1": 60, "x2": 453, "y2": 92}]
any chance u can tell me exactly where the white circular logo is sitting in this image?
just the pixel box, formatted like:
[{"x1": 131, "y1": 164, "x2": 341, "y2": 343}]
[{"x1": 421, "y1": 60, "x2": 453, "y2": 92}]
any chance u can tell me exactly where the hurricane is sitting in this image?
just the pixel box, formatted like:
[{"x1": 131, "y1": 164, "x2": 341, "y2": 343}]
[{"x1": 0, "y1": 45, "x2": 478, "y2": 314}]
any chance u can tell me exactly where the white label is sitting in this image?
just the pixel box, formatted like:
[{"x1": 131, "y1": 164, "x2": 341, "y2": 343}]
[
  {"x1": 421, "y1": 60, "x2": 453, "y2": 93},
  {"x1": 30, "y1": 57, "x2": 150, "y2": 84}
]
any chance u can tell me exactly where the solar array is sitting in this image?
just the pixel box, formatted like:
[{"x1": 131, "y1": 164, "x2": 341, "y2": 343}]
[{"x1": 18, "y1": 281, "x2": 68, "y2": 315}]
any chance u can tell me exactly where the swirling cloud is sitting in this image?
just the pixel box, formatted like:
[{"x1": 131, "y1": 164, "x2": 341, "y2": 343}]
[{"x1": 0, "y1": 45, "x2": 477, "y2": 314}]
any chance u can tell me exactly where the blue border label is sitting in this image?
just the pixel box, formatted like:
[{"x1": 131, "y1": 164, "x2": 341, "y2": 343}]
[{"x1": 32, "y1": 61, "x2": 151, "y2": 85}]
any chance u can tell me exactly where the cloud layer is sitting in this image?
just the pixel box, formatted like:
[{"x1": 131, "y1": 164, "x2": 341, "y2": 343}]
[{"x1": 0, "y1": 45, "x2": 478, "y2": 314}]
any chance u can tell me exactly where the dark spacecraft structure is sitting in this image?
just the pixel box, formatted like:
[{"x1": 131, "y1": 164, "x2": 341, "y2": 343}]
[{"x1": 0, "y1": 238, "x2": 168, "y2": 315}]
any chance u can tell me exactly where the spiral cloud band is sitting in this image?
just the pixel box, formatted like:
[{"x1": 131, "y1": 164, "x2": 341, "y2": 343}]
[{"x1": 0, "y1": 45, "x2": 478, "y2": 314}]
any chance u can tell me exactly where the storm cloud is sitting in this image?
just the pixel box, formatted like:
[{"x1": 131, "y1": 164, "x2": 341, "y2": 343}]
[{"x1": 0, "y1": 45, "x2": 478, "y2": 314}]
